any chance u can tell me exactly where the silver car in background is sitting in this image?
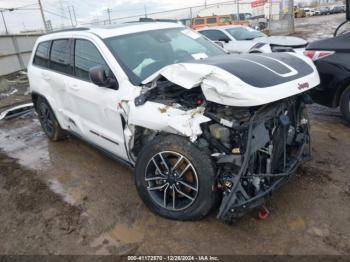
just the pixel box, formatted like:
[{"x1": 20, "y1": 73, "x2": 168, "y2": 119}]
[{"x1": 197, "y1": 25, "x2": 308, "y2": 54}]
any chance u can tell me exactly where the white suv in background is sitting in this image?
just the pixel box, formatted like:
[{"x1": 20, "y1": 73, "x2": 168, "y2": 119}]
[
  {"x1": 28, "y1": 23, "x2": 319, "y2": 223},
  {"x1": 197, "y1": 25, "x2": 308, "y2": 54}
]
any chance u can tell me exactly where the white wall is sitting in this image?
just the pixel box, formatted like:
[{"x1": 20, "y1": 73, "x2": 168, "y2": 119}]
[{"x1": 0, "y1": 34, "x2": 41, "y2": 76}]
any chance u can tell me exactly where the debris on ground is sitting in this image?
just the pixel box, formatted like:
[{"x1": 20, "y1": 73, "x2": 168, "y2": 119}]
[{"x1": 0, "y1": 103, "x2": 34, "y2": 120}]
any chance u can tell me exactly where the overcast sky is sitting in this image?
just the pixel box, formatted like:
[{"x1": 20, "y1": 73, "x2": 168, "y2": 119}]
[{"x1": 0, "y1": 0, "x2": 309, "y2": 33}]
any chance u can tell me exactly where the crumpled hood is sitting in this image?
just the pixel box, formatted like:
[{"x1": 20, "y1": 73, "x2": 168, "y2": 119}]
[
  {"x1": 254, "y1": 36, "x2": 308, "y2": 47},
  {"x1": 142, "y1": 52, "x2": 320, "y2": 107}
]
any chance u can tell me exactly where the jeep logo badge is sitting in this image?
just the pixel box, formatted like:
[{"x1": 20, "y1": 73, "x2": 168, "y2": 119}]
[{"x1": 298, "y1": 82, "x2": 309, "y2": 90}]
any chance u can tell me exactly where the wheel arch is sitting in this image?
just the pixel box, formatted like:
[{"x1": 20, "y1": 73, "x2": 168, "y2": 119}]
[
  {"x1": 131, "y1": 125, "x2": 160, "y2": 159},
  {"x1": 31, "y1": 91, "x2": 40, "y2": 110},
  {"x1": 333, "y1": 79, "x2": 350, "y2": 107},
  {"x1": 31, "y1": 92, "x2": 61, "y2": 124}
]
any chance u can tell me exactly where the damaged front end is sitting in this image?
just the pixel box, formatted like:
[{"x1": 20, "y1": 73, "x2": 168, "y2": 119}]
[
  {"x1": 201, "y1": 96, "x2": 311, "y2": 222},
  {"x1": 129, "y1": 52, "x2": 319, "y2": 222}
]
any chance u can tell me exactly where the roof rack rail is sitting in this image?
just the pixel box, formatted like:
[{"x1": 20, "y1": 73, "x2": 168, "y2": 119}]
[{"x1": 45, "y1": 27, "x2": 90, "y2": 35}]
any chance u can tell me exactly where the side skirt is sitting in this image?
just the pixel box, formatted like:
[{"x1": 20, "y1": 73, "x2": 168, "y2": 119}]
[{"x1": 65, "y1": 130, "x2": 135, "y2": 170}]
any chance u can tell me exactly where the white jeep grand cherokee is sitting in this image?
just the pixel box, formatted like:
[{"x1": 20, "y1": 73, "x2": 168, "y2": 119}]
[{"x1": 28, "y1": 22, "x2": 320, "y2": 223}]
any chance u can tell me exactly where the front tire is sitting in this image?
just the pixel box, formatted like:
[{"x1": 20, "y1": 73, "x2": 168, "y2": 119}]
[
  {"x1": 340, "y1": 86, "x2": 350, "y2": 123},
  {"x1": 36, "y1": 97, "x2": 65, "y2": 141},
  {"x1": 134, "y1": 135, "x2": 219, "y2": 221}
]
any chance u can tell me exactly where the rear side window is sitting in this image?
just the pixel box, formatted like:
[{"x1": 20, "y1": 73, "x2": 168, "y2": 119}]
[
  {"x1": 33, "y1": 41, "x2": 51, "y2": 68},
  {"x1": 74, "y1": 39, "x2": 110, "y2": 82},
  {"x1": 219, "y1": 17, "x2": 230, "y2": 23},
  {"x1": 49, "y1": 39, "x2": 73, "y2": 74},
  {"x1": 194, "y1": 18, "x2": 204, "y2": 25},
  {"x1": 207, "y1": 18, "x2": 217, "y2": 24}
]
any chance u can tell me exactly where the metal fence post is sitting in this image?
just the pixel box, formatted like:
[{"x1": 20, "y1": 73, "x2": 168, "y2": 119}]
[
  {"x1": 0, "y1": 11, "x2": 8, "y2": 34},
  {"x1": 11, "y1": 36, "x2": 25, "y2": 70},
  {"x1": 288, "y1": 0, "x2": 295, "y2": 34}
]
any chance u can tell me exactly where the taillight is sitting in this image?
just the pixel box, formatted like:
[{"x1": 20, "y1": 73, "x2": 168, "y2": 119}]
[{"x1": 303, "y1": 50, "x2": 334, "y2": 61}]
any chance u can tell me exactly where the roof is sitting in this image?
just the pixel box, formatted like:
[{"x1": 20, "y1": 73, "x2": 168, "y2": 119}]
[
  {"x1": 197, "y1": 25, "x2": 246, "y2": 31},
  {"x1": 43, "y1": 22, "x2": 184, "y2": 40}
]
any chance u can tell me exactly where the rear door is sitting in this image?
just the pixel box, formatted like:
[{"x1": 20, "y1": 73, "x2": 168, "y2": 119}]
[
  {"x1": 65, "y1": 38, "x2": 127, "y2": 159},
  {"x1": 47, "y1": 38, "x2": 76, "y2": 129}
]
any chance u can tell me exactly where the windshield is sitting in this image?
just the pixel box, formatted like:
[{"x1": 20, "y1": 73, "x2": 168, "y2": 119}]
[
  {"x1": 105, "y1": 27, "x2": 225, "y2": 84},
  {"x1": 225, "y1": 27, "x2": 266, "y2": 40}
]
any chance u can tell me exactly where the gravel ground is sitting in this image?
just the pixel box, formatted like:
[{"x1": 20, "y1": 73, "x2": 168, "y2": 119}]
[{"x1": 0, "y1": 14, "x2": 349, "y2": 255}]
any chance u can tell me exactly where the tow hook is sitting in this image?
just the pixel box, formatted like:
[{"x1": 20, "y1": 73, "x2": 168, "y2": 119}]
[{"x1": 257, "y1": 205, "x2": 270, "y2": 220}]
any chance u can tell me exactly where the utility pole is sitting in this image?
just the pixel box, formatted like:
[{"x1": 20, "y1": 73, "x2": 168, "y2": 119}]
[
  {"x1": 236, "y1": 0, "x2": 240, "y2": 21},
  {"x1": 38, "y1": 0, "x2": 48, "y2": 32},
  {"x1": 205, "y1": 0, "x2": 207, "y2": 8},
  {"x1": 0, "y1": 11, "x2": 8, "y2": 34},
  {"x1": 106, "y1": 8, "x2": 112, "y2": 24},
  {"x1": 144, "y1": 5, "x2": 147, "y2": 18},
  {"x1": 288, "y1": 0, "x2": 294, "y2": 34},
  {"x1": 67, "y1": 6, "x2": 74, "y2": 27},
  {"x1": 71, "y1": 5, "x2": 77, "y2": 26}
]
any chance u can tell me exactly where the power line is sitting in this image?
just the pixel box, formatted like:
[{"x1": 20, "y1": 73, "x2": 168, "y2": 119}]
[
  {"x1": 43, "y1": 8, "x2": 69, "y2": 19},
  {"x1": 10, "y1": 3, "x2": 38, "y2": 10},
  {"x1": 70, "y1": 0, "x2": 95, "y2": 10}
]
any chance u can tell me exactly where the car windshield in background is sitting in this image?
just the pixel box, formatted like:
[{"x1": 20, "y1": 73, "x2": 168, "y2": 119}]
[
  {"x1": 225, "y1": 27, "x2": 266, "y2": 40},
  {"x1": 105, "y1": 28, "x2": 225, "y2": 84}
]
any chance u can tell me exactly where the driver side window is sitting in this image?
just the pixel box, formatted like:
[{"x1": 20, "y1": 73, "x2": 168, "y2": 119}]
[
  {"x1": 74, "y1": 39, "x2": 110, "y2": 82},
  {"x1": 200, "y1": 30, "x2": 230, "y2": 42}
]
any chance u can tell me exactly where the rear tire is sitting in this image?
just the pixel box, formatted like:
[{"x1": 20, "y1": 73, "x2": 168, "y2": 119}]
[
  {"x1": 340, "y1": 86, "x2": 350, "y2": 123},
  {"x1": 134, "y1": 135, "x2": 219, "y2": 221},
  {"x1": 36, "y1": 97, "x2": 65, "y2": 141}
]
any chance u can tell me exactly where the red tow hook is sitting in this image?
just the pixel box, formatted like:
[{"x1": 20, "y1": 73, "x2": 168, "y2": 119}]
[{"x1": 257, "y1": 205, "x2": 270, "y2": 220}]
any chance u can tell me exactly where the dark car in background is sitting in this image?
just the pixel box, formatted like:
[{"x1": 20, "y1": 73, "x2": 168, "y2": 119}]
[
  {"x1": 331, "y1": 5, "x2": 345, "y2": 14},
  {"x1": 305, "y1": 32, "x2": 350, "y2": 123},
  {"x1": 320, "y1": 6, "x2": 331, "y2": 15}
]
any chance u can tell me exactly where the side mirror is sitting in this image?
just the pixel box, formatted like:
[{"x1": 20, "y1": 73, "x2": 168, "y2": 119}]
[
  {"x1": 214, "y1": 41, "x2": 224, "y2": 48},
  {"x1": 218, "y1": 37, "x2": 230, "y2": 43},
  {"x1": 89, "y1": 66, "x2": 118, "y2": 90}
]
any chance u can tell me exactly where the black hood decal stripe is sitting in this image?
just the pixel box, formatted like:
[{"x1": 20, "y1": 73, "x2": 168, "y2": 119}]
[{"x1": 193, "y1": 53, "x2": 314, "y2": 88}]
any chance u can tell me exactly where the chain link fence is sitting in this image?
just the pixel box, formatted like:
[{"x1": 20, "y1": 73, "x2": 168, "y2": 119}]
[{"x1": 80, "y1": 0, "x2": 294, "y2": 35}]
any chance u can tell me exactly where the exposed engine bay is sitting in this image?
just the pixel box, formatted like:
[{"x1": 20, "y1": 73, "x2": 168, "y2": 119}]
[
  {"x1": 203, "y1": 96, "x2": 311, "y2": 222},
  {"x1": 131, "y1": 77, "x2": 311, "y2": 222}
]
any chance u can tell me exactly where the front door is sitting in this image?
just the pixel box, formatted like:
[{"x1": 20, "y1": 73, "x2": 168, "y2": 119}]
[{"x1": 66, "y1": 38, "x2": 128, "y2": 160}]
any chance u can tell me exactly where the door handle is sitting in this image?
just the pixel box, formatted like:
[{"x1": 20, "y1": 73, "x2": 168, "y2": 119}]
[{"x1": 69, "y1": 85, "x2": 80, "y2": 91}]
